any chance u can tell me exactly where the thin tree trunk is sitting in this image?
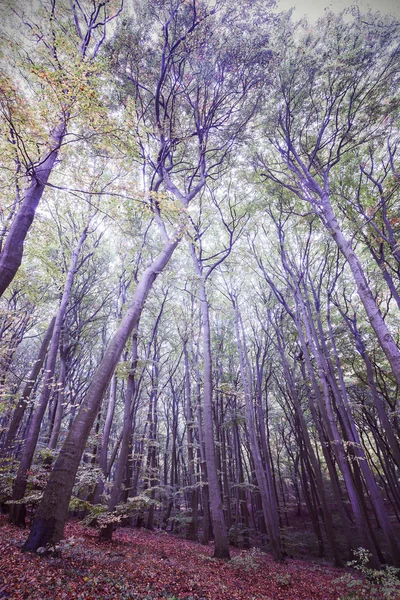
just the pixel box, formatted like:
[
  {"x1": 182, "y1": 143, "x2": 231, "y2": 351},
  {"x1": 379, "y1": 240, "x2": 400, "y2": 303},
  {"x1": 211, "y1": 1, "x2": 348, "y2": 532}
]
[
  {"x1": 190, "y1": 247, "x2": 230, "y2": 559},
  {"x1": 232, "y1": 415, "x2": 250, "y2": 548},
  {"x1": 9, "y1": 223, "x2": 89, "y2": 526},
  {"x1": 48, "y1": 337, "x2": 67, "y2": 450},
  {"x1": 321, "y1": 305, "x2": 400, "y2": 566},
  {"x1": 321, "y1": 195, "x2": 400, "y2": 387},
  {"x1": 2, "y1": 317, "x2": 55, "y2": 454},
  {"x1": 336, "y1": 303, "x2": 400, "y2": 470},
  {"x1": 183, "y1": 340, "x2": 198, "y2": 540},
  {"x1": 196, "y1": 384, "x2": 211, "y2": 545},
  {"x1": 100, "y1": 331, "x2": 139, "y2": 541},
  {"x1": 296, "y1": 295, "x2": 381, "y2": 568},
  {"x1": 92, "y1": 374, "x2": 118, "y2": 505},
  {"x1": 233, "y1": 300, "x2": 282, "y2": 561}
]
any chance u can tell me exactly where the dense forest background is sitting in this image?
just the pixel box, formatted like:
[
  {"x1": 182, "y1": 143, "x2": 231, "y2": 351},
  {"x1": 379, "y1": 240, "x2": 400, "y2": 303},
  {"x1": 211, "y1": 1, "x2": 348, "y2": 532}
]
[{"x1": 1, "y1": 0, "x2": 400, "y2": 580}]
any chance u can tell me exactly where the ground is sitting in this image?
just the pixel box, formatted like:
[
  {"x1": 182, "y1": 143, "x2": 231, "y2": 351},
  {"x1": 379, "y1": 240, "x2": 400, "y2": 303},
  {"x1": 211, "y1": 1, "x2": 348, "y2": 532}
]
[{"x1": 0, "y1": 516, "x2": 350, "y2": 599}]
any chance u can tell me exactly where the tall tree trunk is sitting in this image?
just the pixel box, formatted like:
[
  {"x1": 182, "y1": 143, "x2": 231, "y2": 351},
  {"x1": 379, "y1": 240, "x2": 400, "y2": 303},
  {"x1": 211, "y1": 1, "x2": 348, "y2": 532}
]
[
  {"x1": 196, "y1": 382, "x2": 211, "y2": 545},
  {"x1": 22, "y1": 236, "x2": 179, "y2": 551},
  {"x1": 48, "y1": 336, "x2": 67, "y2": 450},
  {"x1": 275, "y1": 331, "x2": 344, "y2": 565},
  {"x1": 99, "y1": 331, "x2": 139, "y2": 541},
  {"x1": 163, "y1": 383, "x2": 178, "y2": 532},
  {"x1": 190, "y1": 248, "x2": 230, "y2": 559},
  {"x1": 183, "y1": 341, "x2": 198, "y2": 541},
  {"x1": 232, "y1": 413, "x2": 250, "y2": 548},
  {"x1": 233, "y1": 300, "x2": 282, "y2": 561},
  {"x1": 336, "y1": 302, "x2": 400, "y2": 470},
  {"x1": 145, "y1": 367, "x2": 159, "y2": 531},
  {"x1": 92, "y1": 374, "x2": 118, "y2": 505},
  {"x1": 320, "y1": 304, "x2": 400, "y2": 566},
  {"x1": 321, "y1": 195, "x2": 400, "y2": 387},
  {"x1": 295, "y1": 295, "x2": 381, "y2": 568}
]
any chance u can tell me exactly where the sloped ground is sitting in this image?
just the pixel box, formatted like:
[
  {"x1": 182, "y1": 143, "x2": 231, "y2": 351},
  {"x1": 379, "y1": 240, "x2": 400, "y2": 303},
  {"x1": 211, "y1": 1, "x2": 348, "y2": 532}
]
[{"x1": 0, "y1": 516, "x2": 347, "y2": 599}]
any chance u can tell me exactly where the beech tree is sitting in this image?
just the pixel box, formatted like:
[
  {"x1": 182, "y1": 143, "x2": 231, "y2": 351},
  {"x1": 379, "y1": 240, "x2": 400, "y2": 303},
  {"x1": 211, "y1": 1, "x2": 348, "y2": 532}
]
[
  {"x1": 188, "y1": 188, "x2": 246, "y2": 559},
  {"x1": 0, "y1": 0, "x2": 123, "y2": 297}
]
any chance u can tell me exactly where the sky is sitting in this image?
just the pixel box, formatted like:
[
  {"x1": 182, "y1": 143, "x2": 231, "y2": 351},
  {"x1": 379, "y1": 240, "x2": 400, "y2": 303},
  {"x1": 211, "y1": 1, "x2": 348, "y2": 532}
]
[{"x1": 276, "y1": 0, "x2": 400, "y2": 19}]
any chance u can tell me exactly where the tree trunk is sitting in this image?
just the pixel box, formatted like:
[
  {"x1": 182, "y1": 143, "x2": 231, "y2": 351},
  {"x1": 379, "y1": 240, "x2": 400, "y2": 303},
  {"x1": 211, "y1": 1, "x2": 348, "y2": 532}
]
[
  {"x1": 22, "y1": 236, "x2": 179, "y2": 551},
  {"x1": 2, "y1": 317, "x2": 55, "y2": 454},
  {"x1": 92, "y1": 374, "x2": 118, "y2": 505},
  {"x1": 191, "y1": 252, "x2": 230, "y2": 559},
  {"x1": 321, "y1": 195, "x2": 400, "y2": 387},
  {"x1": 48, "y1": 337, "x2": 67, "y2": 450},
  {"x1": 183, "y1": 341, "x2": 198, "y2": 541},
  {"x1": 234, "y1": 301, "x2": 282, "y2": 561},
  {"x1": 196, "y1": 384, "x2": 211, "y2": 545},
  {"x1": 296, "y1": 295, "x2": 381, "y2": 568},
  {"x1": 322, "y1": 306, "x2": 400, "y2": 566},
  {"x1": 0, "y1": 122, "x2": 66, "y2": 297},
  {"x1": 9, "y1": 224, "x2": 89, "y2": 526},
  {"x1": 99, "y1": 332, "x2": 139, "y2": 541}
]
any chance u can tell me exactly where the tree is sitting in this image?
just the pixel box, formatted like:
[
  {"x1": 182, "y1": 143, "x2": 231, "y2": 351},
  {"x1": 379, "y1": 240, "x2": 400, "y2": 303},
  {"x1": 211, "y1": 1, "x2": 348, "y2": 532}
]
[
  {"x1": 0, "y1": 0, "x2": 123, "y2": 297},
  {"x1": 230, "y1": 292, "x2": 282, "y2": 561}
]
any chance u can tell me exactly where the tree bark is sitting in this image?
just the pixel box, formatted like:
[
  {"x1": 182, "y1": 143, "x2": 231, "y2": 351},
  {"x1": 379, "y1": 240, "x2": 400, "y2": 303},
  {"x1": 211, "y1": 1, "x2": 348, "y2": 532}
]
[
  {"x1": 99, "y1": 332, "x2": 138, "y2": 541},
  {"x1": 321, "y1": 195, "x2": 400, "y2": 388},
  {"x1": 190, "y1": 248, "x2": 230, "y2": 559},
  {"x1": 183, "y1": 340, "x2": 198, "y2": 541},
  {"x1": 48, "y1": 336, "x2": 67, "y2": 450},
  {"x1": 91, "y1": 374, "x2": 117, "y2": 506}
]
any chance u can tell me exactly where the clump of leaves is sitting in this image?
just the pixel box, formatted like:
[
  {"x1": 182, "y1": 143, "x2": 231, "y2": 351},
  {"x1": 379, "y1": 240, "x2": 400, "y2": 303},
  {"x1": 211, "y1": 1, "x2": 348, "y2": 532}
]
[
  {"x1": 228, "y1": 523, "x2": 251, "y2": 547},
  {"x1": 229, "y1": 547, "x2": 262, "y2": 572},
  {"x1": 0, "y1": 457, "x2": 15, "y2": 503},
  {"x1": 73, "y1": 464, "x2": 104, "y2": 499},
  {"x1": 275, "y1": 572, "x2": 292, "y2": 589},
  {"x1": 8, "y1": 453, "x2": 55, "y2": 510},
  {"x1": 334, "y1": 547, "x2": 400, "y2": 600}
]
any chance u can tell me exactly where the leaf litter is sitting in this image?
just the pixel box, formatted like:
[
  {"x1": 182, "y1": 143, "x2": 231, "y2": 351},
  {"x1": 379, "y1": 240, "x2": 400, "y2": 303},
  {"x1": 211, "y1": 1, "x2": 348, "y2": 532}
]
[{"x1": 0, "y1": 516, "x2": 349, "y2": 599}]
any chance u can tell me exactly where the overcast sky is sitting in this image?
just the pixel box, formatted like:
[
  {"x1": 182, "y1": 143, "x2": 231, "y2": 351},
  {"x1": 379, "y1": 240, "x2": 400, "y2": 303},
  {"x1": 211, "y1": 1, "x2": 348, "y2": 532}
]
[{"x1": 276, "y1": 0, "x2": 400, "y2": 19}]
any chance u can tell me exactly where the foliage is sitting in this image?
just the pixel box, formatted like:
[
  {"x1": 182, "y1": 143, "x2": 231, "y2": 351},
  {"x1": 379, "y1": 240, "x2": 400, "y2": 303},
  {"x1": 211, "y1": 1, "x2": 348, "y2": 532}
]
[
  {"x1": 78, "y1": 494, "x2": 156, "y2": 530},
  {"x1": 73, "y1": 464, "x2": 105, "y2": 499},
  {"x1": 0, "y1": 457, "x2": 15, "y2": 503},
  {"x1": 6, "y1": 449, "x2": 56, "y2": 508},
  {"x1": 274, "y1": 572, "x2": 292, "y2": 589},
  {"x1": 229, "y1": 547, "x2": 262, "y2": 572},
  {"x1": 334, "y1": 548, "x2": 400, "y2": 600}
]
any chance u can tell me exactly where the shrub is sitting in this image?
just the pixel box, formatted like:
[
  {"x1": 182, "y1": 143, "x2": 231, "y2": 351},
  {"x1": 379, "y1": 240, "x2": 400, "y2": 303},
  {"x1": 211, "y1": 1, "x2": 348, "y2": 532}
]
[
  {"x1": 229, "y1": 547, "x2": 262, "y2": 572},
  {"x1": 334, "y1": 548, "x2": 400, "y2": 600},
  {"x1": 275, "y1": 572, "x2": 292, "y2": 589}
]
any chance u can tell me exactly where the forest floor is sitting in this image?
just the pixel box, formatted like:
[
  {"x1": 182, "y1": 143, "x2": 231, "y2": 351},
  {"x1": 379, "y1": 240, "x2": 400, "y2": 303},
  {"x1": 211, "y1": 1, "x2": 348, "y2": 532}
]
[{"x1": 0, "y1": 515, "x2": 362, "y2": 599}]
